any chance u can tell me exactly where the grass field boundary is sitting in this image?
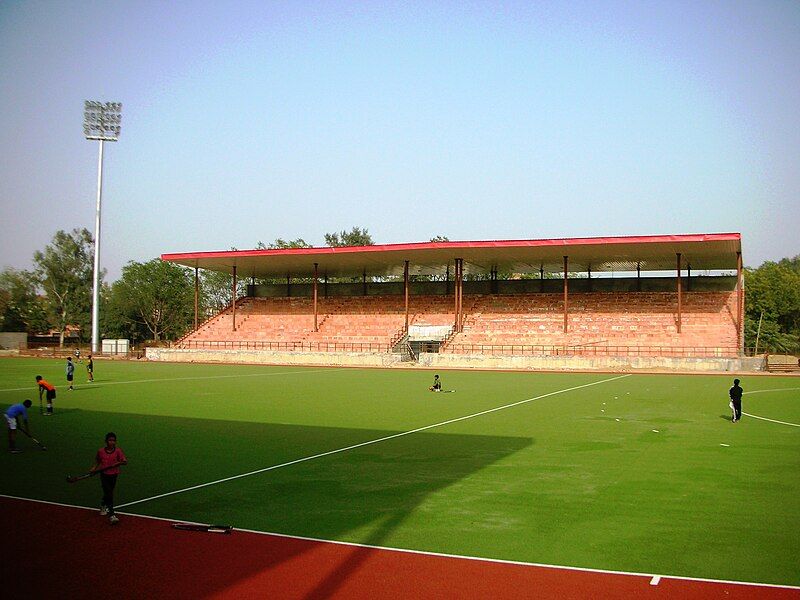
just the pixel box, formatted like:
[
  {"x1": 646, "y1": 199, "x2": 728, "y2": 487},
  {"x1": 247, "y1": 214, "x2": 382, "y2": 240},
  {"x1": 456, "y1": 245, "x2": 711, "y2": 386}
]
[
  {"x1": 0, "y1": 367, "x2": 358, "y2": 394},
  {"x1": 117, "y1": 374, "x2": 632, "y2": 509},
  {"x1": 2, "y1": 493, "x2": 799, "y2": 591}
]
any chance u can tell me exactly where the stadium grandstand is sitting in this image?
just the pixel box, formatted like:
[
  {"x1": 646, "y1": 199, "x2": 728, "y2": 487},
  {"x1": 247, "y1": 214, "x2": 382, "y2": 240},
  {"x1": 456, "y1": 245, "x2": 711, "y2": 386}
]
[{"x1": 155, "y1": 232, "x2": 749, "y2": 371}]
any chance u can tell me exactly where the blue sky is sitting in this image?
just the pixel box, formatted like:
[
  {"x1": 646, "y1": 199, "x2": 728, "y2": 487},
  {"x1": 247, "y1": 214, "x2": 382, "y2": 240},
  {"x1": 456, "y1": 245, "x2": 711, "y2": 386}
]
[{"x1": 1, "y1": 1, "x2": 798, "y2": 280}]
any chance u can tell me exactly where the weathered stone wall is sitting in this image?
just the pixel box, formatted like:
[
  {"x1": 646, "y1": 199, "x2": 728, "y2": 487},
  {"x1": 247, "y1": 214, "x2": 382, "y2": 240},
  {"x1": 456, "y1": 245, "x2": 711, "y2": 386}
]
[
  {"x1": 0, "y1": 332, "x2": 27, "y2": 350},
  {"x1": 147, "y1": 347, "x2": 763, "y2": 373},
  {"x1": 146, "y1": 347, "x2": 402, "y2": 368}
]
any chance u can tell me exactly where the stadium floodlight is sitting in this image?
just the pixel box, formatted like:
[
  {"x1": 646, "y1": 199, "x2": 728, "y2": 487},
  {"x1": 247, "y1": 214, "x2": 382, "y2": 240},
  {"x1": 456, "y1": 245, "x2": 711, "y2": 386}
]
[{"x1": 84, "y1": 100, "x2": 122, "y2": 354}]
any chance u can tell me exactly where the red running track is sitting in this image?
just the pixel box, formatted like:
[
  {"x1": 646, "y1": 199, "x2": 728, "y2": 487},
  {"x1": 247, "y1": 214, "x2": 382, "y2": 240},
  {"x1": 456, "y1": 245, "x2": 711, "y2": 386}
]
[{"x1": 1, "y1": 497, "x2": 798, "y2": 599}]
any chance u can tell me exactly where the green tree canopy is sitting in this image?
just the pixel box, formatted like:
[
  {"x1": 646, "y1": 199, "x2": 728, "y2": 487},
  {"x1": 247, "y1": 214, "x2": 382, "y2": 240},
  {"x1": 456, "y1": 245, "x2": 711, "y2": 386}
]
[
  {"x1": 108, "y1": 259, "x2": 194, "y2": 342},
  {"x1": 324, "y1": 227, "x2": 374, "y2": 247},
  {"x1": 257, "y1": 238, "x2": 312, "y2": 250},
  {"x1": 33, "y1": 228, "x2": 96, "y2": 346},
  {"x1": 0, "y1": 267, "x2": 49, "y2": 333},
  {"x1": 744, "y1": 255, "x2": 800, "y2": 353}
]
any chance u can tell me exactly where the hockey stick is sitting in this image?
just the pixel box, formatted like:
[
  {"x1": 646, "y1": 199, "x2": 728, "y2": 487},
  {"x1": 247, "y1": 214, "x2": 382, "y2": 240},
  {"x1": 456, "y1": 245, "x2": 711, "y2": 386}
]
[
  {"x1": 19, "y1": 428, "x2": 47, "y2": 450},
  {"x1": 66, "y1": 462, "x2": 124, "y2": 483},
  {"x1": 171, "y1": 523, "x2": 233, "y2": 534}
]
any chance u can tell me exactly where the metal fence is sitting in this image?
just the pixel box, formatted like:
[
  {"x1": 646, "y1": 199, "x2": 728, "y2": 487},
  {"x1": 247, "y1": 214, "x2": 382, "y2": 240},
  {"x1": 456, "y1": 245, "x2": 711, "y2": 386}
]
[
  {"x1": 444, "y1": 344, "x2": 745, "y2": 359},
  {"x1": 175, "y1": 340, "x2": 392, "y2": 353}
]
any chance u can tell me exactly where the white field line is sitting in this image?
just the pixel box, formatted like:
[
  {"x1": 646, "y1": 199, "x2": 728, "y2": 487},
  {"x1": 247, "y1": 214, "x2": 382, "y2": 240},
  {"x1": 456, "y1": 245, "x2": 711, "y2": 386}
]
[
  {"x1": 0, "y1": 368, "x2": 352, "y2": 394},
  {"x1": 649, "y1": 575, "x2": 661, "y2": 585},
  {"x1": 2, "y1": 493, "x2": 799, "y2": 592},
  {"x1": 744, "y1": 388, "x2": 800, "y2": 396},
  {"x1": 118, "y1": 374, "x2": 631, "y2": 509},
  {"x1": 741, "y1": 413, "x2": 800, "y2": 428}
]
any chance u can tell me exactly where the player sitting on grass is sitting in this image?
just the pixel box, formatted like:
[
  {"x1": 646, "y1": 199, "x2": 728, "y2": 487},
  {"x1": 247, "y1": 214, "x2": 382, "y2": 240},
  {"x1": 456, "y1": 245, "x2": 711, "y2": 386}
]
[
  {"x1": 92, "y1": 432, "x2": 127, "y2": 525},
  {"x1": 429, "y1": 374, "x2": 442, "y2": 392},
  {"x1": 5, "y1": 399, "x2": 33, "y2": 454}
]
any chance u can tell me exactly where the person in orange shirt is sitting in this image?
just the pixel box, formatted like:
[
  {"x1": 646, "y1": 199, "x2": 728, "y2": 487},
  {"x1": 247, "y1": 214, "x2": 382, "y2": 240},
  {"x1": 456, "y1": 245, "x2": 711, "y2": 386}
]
[{"x1": 35, "y1": 375, "x2": 56, "y2": 415}]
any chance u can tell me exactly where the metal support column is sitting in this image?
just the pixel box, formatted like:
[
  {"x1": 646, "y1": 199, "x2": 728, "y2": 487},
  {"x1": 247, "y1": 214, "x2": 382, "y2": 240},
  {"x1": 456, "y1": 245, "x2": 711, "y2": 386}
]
[
  {"x1": 540, "y1": 265, "x2": 544, "y2": 293},
  {"x1": 313, "y1": 263, "x2": 319, "y2": 332},
  {"x1": 362, "y1": 269, "x2": 367, "y2": 296},
  {"x1": 232, "y1": 266, "x2": 237, "y2": 332},
  {"x1": 676, "y1": 253, "x2": 682, "y2": 334},
  {"x1": 458, "y1": 259, "x2": 464, "y2": 332},
  {"x1": 404, "y1": 260, "x2": 410, "y2": 332},
  {"x1": 286, "y1": 274, "x2": 291, "y2": 297},
  {"x1": 563, "y1": 256, "x2": 569, "y2": 333},
  {"x1": 736, "y1": 251, "x2": 743, "y2": 352},
  {"x1": 587, "y1": 264, "x2": 592, "y2": 292},
  {"x1": 194, "y1": 267, "x2": 199, "y2": 331},
  {"x1": 636, "y1": 262, "x2": 641, "y2": 292}
]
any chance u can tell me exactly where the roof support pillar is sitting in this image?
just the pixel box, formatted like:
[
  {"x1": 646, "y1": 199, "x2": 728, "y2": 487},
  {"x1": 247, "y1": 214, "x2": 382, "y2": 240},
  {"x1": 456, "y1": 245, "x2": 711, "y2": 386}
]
[
  {"x1": 737, "y1": 251, "x2": 743, "y2": 353},
  {"x1": 687, "y1": 264, "x2": 691, "y2": 292},
  {"x1": 454, "y1": 258, "x2": 463, "y2": 332},
  {"x1": 637, "y1": 262, "x2": 641, "y2": 292},
  {"x1": 362, "y1": 269, "x2": 367, "y2": 296},
  {"x1": 194, "y1": 266, "x2": 199, "y2": 331},
  {"x1": 445, "y1": 264, "x2": 450, "y2": 296},
  {"x1": 324, "y1": 275, "x2": 328, "y2": 298},
  {"x1": 540, "y1": 265, "x2": 544, "y2": 293},
  {"x1": 313, "y1": 263, "x2": 319, "y2": 332},
  {"x1": 676, "y1": 253, "x2": 682, "y2": 334},
  {"x1": 232, "y1": 266, "x2": 237, "y2": 332},
  {"x1": 563, "y1": 256, "x2": 569, "y2": 334},
  {"x1": 286, "y1": 274, "x2": 291, "y2": 297},
  {"x1": 587, "y1": 264, "x2": 592, "y2": 292},
  {"x1": 404, "y1": 260, "x2": 410, "y2": 332}
]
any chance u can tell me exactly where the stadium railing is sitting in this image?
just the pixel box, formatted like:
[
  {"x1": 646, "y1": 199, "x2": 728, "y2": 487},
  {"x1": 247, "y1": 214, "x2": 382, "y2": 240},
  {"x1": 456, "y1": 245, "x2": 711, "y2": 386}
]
[
  {"x1": 175, "y1": 339, "x2": 392, "y2": 353},
  {"x1": 444, "y1": 344, "x2": 744, "y2": 358}
]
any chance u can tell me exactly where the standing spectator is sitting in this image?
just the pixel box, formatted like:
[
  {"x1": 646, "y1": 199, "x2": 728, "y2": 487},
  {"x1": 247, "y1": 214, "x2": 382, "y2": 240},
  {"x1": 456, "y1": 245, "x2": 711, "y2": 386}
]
[
  {"x1": 36, "y1": 375, "x2": 56, "y2": 415},
  {"x1": 92, "y1": 432, "x2": 127, "y2": 525},
  {"x1": 729, "y1": 378, "x2": 744, "y2": 423},
  {"x1": 5, "y1": 399, "x2": 33, "y2": 453},
  {"x1": 66, "y1": 357, "x2": 75, "y2": 391},
  {"x1": 86, "y1": 355, "x2": 94, "y2": 382}
]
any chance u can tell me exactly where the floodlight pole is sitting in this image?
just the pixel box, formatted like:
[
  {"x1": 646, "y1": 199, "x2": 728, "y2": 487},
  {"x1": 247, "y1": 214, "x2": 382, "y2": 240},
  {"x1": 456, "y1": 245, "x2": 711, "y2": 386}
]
[
  {"x1": 84, "y1": 100, "x2": 121, "y2": 354},
  {"x1": 91, "y1": 140, "x2": 105, "y2": 354}
]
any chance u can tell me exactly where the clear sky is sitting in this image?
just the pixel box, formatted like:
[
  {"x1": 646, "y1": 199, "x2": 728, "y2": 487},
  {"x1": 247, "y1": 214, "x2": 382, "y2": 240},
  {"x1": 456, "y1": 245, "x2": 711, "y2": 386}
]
[{"x1": 1, "y1": 1, "x2": 798, "y2": 280}]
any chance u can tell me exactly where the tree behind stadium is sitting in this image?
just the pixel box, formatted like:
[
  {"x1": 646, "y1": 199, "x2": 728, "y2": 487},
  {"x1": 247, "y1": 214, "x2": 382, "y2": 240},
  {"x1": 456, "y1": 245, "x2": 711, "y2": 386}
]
[
  {"x1": 33, "y1": 229, "x2": 96, "y2": 347},
  {"x1": 107, "y1": 259, "x2": 194, "y2": 342}
]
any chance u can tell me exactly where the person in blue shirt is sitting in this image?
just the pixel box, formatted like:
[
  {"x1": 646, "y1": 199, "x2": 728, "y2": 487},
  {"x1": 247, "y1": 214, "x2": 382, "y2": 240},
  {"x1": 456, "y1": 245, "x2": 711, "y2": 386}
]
[
  {"x1": 66, "y1": 357, "x2": 75, "y2": 391},
  {"x1": 5, "y1": 399, "x2": 33, "y2": 454}
]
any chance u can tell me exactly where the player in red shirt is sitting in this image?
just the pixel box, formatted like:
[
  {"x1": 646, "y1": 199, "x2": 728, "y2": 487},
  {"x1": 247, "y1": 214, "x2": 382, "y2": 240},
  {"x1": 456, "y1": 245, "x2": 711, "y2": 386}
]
[
  {"x1": 91, "y1": 432, "x2": 127, "y2": 525},
  {"x1": 35, "y1": 375, "x2": 56, "y2": 415}
]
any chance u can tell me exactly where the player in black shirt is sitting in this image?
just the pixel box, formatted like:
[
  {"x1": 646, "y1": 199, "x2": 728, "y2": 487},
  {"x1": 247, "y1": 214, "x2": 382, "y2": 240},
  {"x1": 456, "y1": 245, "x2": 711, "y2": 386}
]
[
  {"x1": 429, "y1": 374, "x2": 442, "y2": 392},
  {"x1": 729, "y1": 378, "x2": 743, "y2": 422}
]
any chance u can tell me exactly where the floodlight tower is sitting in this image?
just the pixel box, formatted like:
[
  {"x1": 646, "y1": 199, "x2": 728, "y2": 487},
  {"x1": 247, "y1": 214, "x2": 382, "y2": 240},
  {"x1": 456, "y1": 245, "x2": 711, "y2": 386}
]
[{"x1": 84, "y1": 101, "x2": 122, "y2": 354}]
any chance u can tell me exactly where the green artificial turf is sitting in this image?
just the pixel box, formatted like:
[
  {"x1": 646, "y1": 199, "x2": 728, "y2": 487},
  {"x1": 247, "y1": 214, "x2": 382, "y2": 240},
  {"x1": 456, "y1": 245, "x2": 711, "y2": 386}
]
[{"x1": 1, "y1": 357, "x2": 798, "y2": 585}]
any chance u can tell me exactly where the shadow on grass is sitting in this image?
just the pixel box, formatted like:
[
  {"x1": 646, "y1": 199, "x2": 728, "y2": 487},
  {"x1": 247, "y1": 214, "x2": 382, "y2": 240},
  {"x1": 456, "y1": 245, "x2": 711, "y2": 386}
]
[{"x1": 0, "y1": 408, "x2": 533, "y2": 599}]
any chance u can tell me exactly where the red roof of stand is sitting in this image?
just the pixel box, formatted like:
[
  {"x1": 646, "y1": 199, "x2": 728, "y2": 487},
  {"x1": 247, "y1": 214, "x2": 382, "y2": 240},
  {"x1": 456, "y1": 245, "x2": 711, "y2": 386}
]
[{"x1": 161, "y1": 233, "x2": 742, "y2": 278}]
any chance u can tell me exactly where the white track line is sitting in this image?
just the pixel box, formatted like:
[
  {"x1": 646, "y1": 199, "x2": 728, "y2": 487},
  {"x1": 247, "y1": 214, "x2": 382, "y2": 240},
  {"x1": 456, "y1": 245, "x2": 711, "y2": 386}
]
[
  {"x1": 2, "y1": 493, "x2": 799, "y2": 591},
  {"x1": 118, "y1": 374, "x2": 631, "y2": 509},
  {"x1": 742, "y1": 413, "x2": 800, "y2": 428},
  {"x1": 649, "y1": 575, "x2": 661, "y2": 585},
  {"x1": 0, "y1": 368, "x2": 351, "y2": 394}
]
